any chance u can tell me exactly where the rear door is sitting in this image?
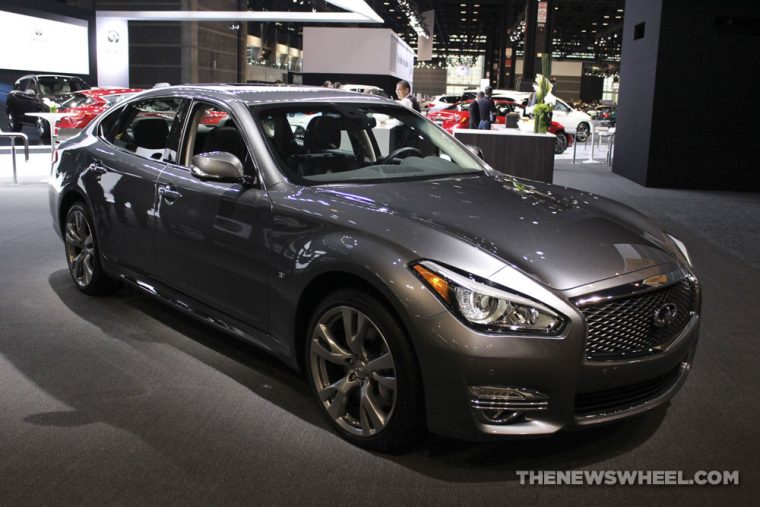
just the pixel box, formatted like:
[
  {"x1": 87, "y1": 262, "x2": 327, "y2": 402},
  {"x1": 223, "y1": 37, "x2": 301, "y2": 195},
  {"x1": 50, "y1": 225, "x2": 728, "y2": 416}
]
[
  {"x1": 82, "y1": 96, "x2": 186, "y2": 276},
  {"x1": 154, "y1": 99, "x2": 272, "y2": 330}
]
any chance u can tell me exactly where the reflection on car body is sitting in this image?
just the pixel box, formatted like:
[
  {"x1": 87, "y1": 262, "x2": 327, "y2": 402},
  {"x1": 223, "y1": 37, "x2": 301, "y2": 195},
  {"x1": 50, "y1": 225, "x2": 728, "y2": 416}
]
[{"x1": 49, "y1": 85, "x2": 700, "y2": 452}]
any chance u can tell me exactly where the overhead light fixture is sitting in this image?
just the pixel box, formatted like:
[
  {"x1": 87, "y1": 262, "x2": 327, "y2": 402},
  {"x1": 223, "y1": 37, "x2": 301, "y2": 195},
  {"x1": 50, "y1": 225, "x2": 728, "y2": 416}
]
[{"x1": 98, "y1": 1, "x2": 384, "y2": 24}]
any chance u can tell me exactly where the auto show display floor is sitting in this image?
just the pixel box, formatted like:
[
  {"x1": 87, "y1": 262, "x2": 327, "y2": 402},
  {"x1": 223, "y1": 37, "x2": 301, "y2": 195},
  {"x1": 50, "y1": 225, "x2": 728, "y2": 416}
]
[{"x1": 1, "y1": 164, "x2": 759, "y2": 506}]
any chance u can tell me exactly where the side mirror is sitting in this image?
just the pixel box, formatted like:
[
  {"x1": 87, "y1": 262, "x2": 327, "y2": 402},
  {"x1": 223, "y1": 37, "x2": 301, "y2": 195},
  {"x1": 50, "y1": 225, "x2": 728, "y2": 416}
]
[
  {"x1": 191, "y1": 152, "x2": 248, "y2": 183},
  {"x1": 465, "y1": 144, "x2": 484, "y2": 160}
]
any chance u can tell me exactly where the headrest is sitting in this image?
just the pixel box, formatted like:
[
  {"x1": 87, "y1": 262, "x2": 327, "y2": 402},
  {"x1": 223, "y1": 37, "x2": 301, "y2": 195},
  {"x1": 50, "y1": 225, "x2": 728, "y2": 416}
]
[{"x1": 304, "y1": 115, "x2": 341, "y2": 152}]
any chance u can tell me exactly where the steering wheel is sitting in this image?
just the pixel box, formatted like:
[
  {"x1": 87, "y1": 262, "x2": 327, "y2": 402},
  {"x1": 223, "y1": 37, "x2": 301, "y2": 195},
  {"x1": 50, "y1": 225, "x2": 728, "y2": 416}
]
[{"x1": 377, "y1": 146, "x2": 422, "y2": 165}]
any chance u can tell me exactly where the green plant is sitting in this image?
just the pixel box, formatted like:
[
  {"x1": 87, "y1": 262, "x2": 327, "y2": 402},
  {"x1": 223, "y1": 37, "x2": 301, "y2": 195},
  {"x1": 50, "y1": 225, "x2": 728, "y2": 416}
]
[{"x1": 533, "y1": 54, "x2": 553, "y2": 134}]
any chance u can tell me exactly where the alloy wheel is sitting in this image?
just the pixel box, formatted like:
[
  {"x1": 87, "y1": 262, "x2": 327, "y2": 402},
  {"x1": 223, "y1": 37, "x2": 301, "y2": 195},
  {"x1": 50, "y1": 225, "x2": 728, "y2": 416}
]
[
  {"x1": 309, "y1": 306, "x2": 397, "y2": 437},
  {"x1": 65, "y1": 209, "x2": 95, "y2": 288},
  {"x1": 576, "y1": 122, "x2": 590, "y2": 142}
]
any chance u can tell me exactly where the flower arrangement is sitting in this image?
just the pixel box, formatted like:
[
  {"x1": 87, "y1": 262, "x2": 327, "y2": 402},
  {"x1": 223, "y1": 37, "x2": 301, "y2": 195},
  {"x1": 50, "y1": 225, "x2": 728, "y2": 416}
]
[{"x1": 533, "y1": 54, "x2": 553, "y2": 134}]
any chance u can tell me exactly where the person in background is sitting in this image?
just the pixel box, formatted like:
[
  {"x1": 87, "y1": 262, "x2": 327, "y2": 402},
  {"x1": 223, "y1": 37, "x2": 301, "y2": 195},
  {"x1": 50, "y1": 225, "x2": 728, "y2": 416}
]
[
  {"x1": 332, "y1": 82, "x2": 342, "y2": 89},
  {"x1": 395, "y1": 80, "x2": 421, "y2": 112},
  {"x1": 322, "y1": 80, "x2": 332, "y2": 88},
  {"x1": 469, "y1": 92, "x2": 482, "y2": 129},
  {"x1": 477, "y1": 86, "x2": 496, "y2": 130}
]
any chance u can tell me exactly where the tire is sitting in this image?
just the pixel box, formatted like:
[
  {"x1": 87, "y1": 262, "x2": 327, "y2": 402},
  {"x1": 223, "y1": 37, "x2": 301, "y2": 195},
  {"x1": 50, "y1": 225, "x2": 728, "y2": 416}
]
[
  {"x1": 6, "y1": 110, "x2": 21, "y2": 132},
  {"x1": 554, "y1": 132, "x2": 568, "y2": 154},
  {"x1": 36, "y1": 116, "x2": 50, "y2": 143},
  {"x1": 576, "y1": 122, "x2": 590, "y2": 142},
  {"x1": 63, "y1": 202, "x2": 121, "y2": 296},
  {"x1": 305, "y1": 288, "x2": 424, "y2": 452}
]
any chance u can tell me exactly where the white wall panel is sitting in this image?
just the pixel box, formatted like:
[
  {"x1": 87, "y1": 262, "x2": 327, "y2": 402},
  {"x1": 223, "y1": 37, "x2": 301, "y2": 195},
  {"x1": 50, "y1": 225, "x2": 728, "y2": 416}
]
[{"x1": 0, "y1": 10, "x2": 89, "y2": 75}]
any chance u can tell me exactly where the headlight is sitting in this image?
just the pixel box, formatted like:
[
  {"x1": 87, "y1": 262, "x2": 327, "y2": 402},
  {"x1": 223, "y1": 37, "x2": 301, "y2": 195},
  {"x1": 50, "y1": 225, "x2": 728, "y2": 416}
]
[
  {"x1": 667, "y1": 234, "x2": 693, "y2": 267},
  {"x1": 411, "y1": 260, "x2": 566, "y2": 335}
]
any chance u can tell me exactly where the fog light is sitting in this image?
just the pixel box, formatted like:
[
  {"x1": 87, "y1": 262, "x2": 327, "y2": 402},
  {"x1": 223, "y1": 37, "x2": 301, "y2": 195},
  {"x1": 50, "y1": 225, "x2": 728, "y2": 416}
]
[{"x1": 469, "y1": 386, "x2": 549, "y2": 425}]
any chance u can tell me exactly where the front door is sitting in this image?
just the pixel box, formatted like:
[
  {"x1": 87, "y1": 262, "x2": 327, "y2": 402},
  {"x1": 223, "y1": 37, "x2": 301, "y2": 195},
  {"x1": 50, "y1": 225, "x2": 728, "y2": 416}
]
[{"x1": 154, "y1": 101, "x2": 272, "y2": 330}]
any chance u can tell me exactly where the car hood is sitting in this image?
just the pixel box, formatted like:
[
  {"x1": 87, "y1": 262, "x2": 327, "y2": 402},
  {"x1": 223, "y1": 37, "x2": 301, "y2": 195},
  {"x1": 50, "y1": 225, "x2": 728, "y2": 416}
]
[{"x1": 311, "y1": 172, "x2": 677, "y2": 290}]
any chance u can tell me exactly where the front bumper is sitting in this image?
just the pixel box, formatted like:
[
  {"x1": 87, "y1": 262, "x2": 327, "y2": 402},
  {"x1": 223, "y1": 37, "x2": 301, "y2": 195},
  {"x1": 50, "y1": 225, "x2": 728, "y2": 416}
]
[{"x1": 409, "y1": 275, "x2": 700, "y2": 441}]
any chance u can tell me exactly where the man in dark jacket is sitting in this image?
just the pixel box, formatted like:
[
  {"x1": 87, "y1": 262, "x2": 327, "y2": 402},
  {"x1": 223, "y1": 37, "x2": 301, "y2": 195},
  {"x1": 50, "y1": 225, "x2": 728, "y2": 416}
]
[
  {"x1": 476, "y1": 87, "x2": 496, "y2": 130},
  {"x1": 468, "y1": 93, "x2": 481, "y2": 129}
]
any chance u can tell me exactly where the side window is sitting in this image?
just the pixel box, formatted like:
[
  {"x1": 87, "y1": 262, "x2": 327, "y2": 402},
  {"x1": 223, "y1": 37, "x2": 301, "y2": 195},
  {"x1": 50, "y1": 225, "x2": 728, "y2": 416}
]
[
  {"x1": 180, "y1": 101, "x2": 254, "y2": 173},
  {"x1": 554, "y1": 100, "x2": 571, "y2": 113},
  {"x1": 107, "y1": 97, "x2": 183, "y2": 160},
  {"x1": 20, "y1": 79, "x2": 34, "y2": 92}
]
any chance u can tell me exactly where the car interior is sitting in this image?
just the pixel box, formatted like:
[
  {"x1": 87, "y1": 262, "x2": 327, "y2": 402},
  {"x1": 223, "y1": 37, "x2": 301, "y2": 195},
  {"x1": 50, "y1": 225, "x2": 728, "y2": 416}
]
[
  {"x1": 259, "y1": 106, "x2": 440, "y2": 181},
  {"x1": 109, "y1": 98, "x2": 183, "y2": 159}
]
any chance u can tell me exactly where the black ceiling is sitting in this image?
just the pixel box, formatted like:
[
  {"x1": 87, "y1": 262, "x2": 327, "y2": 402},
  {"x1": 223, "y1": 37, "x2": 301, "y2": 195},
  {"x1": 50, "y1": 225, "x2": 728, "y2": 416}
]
[{"x1": 249, "y1": 0, "x2": 624, "y2": 62}]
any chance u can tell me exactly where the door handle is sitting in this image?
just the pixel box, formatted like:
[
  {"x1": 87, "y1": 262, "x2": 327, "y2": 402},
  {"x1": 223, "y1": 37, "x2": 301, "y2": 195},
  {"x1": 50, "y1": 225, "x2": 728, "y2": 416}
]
[{"x1": 158, "y1": 185, "x2": 183, "y2": 201}]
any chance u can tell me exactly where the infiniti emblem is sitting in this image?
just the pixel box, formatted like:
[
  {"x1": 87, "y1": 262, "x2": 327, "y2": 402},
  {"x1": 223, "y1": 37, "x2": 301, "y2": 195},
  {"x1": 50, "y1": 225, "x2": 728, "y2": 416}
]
[{"x1": 653, "y1": 303, "x2": 678, "y2": 328}]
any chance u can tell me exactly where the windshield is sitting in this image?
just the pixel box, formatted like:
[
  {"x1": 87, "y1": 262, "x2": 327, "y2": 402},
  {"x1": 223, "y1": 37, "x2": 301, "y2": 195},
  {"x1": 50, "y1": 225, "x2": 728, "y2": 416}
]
[
  {"x1": 37, "y1": 76, "x2": 88, "y2": 96},
  {"x1": 254, "y1": 103, "x2": 483, "y2": 185},
  {"x1": 60, "y1": 93, "x2": 93, "y2": 109}
]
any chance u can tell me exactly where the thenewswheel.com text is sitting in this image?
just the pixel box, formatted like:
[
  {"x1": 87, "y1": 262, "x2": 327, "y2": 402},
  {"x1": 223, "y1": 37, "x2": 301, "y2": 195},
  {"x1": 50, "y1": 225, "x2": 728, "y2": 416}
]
[{"x1": 516, "y1": 470, "x2": 739, "y2": 486}]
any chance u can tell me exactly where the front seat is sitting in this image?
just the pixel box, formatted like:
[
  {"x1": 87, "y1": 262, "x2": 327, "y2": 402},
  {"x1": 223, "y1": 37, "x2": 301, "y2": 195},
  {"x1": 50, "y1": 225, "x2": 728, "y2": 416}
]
[
  {"x1": 298, "y1": 115, "x2": 355, "y2": 176},
  {"x1": 201, "y1": 126, "x2": 247, "y2": 167}
]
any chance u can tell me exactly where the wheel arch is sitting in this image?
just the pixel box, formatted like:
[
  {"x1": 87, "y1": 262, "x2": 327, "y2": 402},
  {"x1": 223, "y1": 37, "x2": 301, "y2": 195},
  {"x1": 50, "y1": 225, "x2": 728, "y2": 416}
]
[
  {"x1": 58, "y1": 188, "x2": 88, "y2": 235},
  {"x1": 292, "y1": 269, "x2": 418, "y2": 375}
]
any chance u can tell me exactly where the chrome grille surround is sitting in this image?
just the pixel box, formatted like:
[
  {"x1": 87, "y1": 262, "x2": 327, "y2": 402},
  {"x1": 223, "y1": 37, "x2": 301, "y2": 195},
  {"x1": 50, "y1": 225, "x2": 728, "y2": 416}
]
[{"x1": 573, "y1": 273, "x2": 698, "y2": 361}]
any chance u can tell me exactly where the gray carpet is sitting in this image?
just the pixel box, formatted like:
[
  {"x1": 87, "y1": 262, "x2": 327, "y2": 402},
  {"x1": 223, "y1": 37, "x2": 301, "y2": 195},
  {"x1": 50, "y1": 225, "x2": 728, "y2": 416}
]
[{"x1": 1, "y1": 166, "x2": 759, "y2": 506}]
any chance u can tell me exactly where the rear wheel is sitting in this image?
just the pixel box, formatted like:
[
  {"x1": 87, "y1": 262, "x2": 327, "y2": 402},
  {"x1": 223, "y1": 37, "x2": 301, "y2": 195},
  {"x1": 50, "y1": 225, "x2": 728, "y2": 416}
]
[
  {"x1": 306, "y1": 289, "x2": 424, "y2": 451},
  {"x1": 6, "y1": 110, "x2": 21, "y2": 132},
  {"x1": 64, "y1": 202, "x2": 120, "y2": 295},
  {"x1": 36, "y1": 116, "x2": 50, "y2": 142}
]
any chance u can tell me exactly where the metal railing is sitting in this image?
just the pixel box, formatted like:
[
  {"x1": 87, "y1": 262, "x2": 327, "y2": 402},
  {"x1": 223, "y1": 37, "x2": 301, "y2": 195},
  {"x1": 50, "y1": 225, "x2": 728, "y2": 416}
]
[{"x1": 0, "y1": 129, "x2": 30, "y2": 185}]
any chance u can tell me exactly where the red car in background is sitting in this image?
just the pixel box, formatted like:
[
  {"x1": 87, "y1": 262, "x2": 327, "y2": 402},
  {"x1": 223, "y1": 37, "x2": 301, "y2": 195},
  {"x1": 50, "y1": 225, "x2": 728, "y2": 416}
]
[
  {"x1": 56, "y1": 87, "x2": 143, "y2": 133},
  {"x1": 428, "y1": 99, "x2": 574, "y2": 154}
]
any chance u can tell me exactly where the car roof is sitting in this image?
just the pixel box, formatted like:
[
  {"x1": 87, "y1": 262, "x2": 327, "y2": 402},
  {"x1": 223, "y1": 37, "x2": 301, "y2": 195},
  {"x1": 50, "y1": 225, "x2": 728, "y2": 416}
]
[{"x1": 134, "y1": 84, "x2": 397, "y2": 106}]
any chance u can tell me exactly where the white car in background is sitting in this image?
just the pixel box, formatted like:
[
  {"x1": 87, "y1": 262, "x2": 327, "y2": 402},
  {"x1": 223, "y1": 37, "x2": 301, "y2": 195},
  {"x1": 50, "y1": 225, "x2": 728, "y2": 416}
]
[
  {"x1": 340, "y1": 84, "x2": 390, "y2": 98},
  {"x1": 425, "y1": 95, "x2": 463, "y2": 113},
  {"x1": 527, "y1": 94, "x2": 592, "y2": 142}
]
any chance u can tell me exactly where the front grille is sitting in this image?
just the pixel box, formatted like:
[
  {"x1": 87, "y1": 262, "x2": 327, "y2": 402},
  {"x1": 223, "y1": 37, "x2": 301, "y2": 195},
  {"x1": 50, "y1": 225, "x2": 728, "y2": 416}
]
[
  {"x1": 575, "y1": 362, "x2": 685, "y2": 418},
  {"x1": 578, "y1": 279, "x2": 696, "y2": 361}
]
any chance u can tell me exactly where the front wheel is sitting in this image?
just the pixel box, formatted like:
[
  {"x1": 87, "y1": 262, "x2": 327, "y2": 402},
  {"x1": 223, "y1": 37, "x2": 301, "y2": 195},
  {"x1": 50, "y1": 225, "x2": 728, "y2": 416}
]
[
  {"x1": 554, "y1": 132, "x2": 568, "y2": 154},
  {"x1": 575, "y1": 122, "x2": 590, "y2": 142},
  {"x1": 64, "y1": 202, "x2": 120, "y2": 295},
  {"x1": 306, "y1": 289, "x2": 424, "y2": 451}
]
